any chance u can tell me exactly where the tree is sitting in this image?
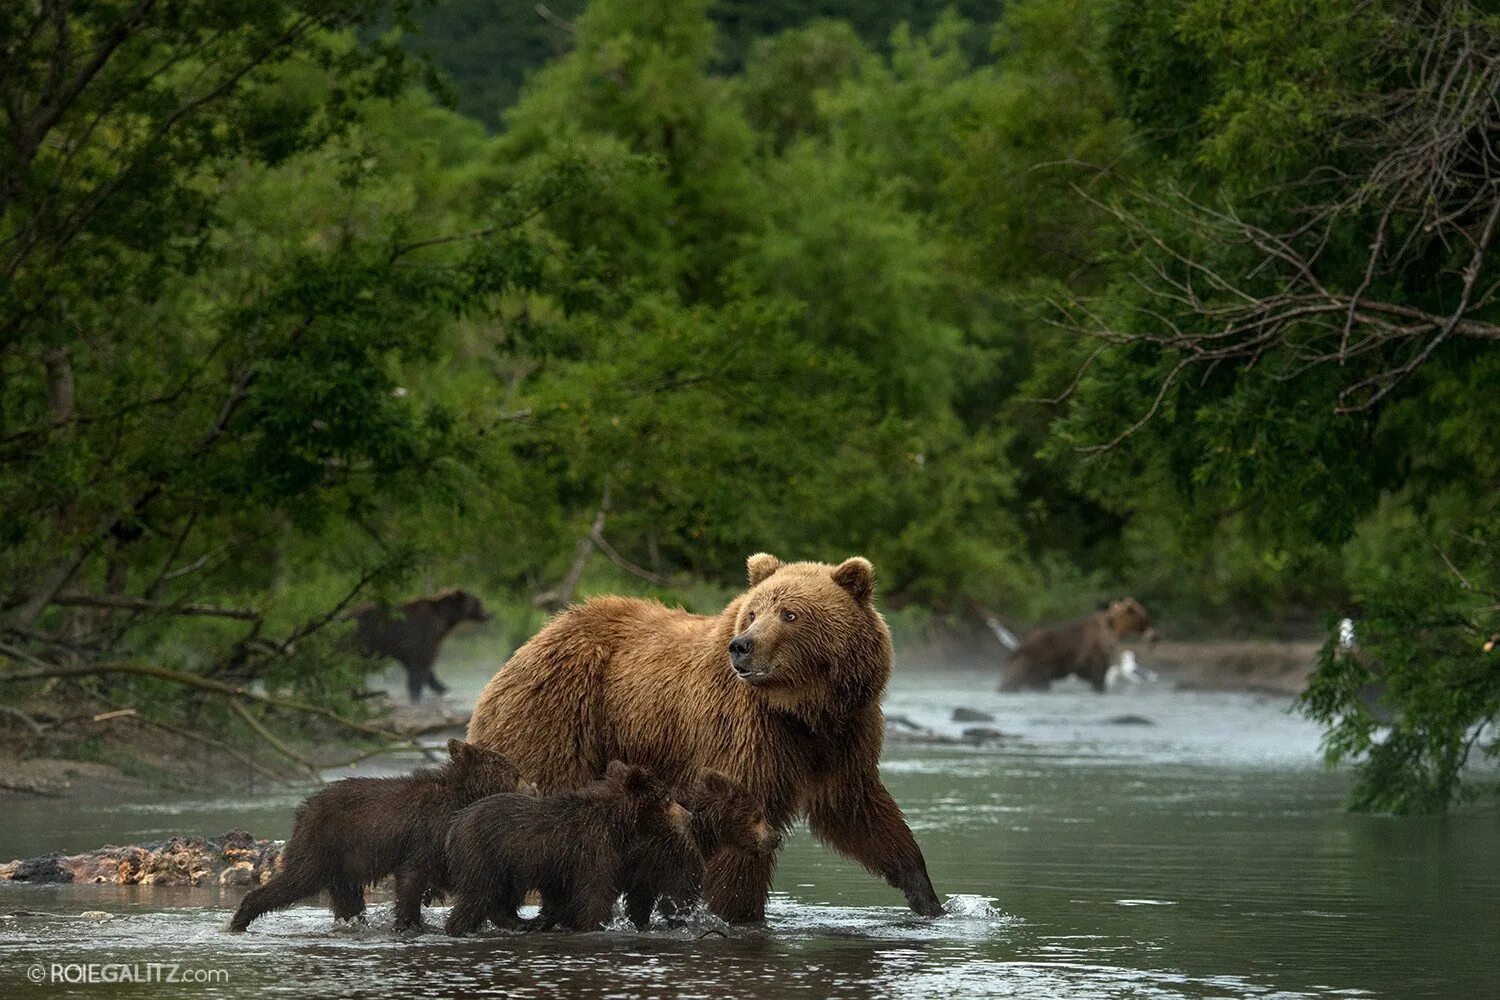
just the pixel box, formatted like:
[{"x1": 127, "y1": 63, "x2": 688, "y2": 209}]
[
  {"x1": 1057, "y1": 0, "x2": 1499, "y2": 809},
  {"x1": 0, "y1": 2, "x2": 571, "y2": 759}
]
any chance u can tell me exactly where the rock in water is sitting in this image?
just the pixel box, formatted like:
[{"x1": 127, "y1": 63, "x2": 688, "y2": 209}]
[
  {"x1": 952, "y1": 707, "x2": 995, "y2": 723},
  {"x1": 0, "y1": 830, "x2": 283, "y2": 886},
  {"x1": 1103, "y1": 714, "x2": 1156, "y2": 726},
  {"x1": 6, "y1": 854, "x2": 72, "y2": 884}
]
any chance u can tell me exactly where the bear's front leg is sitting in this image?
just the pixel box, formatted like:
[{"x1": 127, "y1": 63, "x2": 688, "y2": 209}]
[
  {"x1": 808, "y1": 774, "x2": 944, "y2": 917},
  {"x1": 704, "y1": 847, "x2": 778, "y2": 923}
]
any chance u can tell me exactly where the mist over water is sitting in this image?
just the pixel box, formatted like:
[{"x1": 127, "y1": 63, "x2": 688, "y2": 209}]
[{"x1": 4, "y1": 662, "x2": 1497, "y2": 998}]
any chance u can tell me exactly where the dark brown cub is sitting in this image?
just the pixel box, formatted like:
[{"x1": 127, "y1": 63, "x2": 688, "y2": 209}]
[
  {"x1": 443, "y1": 761, "x2": 682, "y2": 935},
  {"x1": 228, "y1": 739, "x2": 520, "y2": 933},
  {"x1": 621, "y1": 770, "x2": 781, "y2": 929}
]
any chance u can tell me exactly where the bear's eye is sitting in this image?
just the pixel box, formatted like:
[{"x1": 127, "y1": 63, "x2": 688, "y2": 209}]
[
  {"x1": 781, "y1": 610, "x2": 796, "y2": 622},
  {"x1": 747, "y1": 611, "x2": 756, "y2": 624}
]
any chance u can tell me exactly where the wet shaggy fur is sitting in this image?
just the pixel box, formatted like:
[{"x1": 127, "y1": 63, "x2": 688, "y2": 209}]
[
  {"x1": 620, "y1": 770, "x2": 781, "y2": 929},
  {"x1": 1000, "y1": 598, "x2": 1158, "y2": 693},
  {"x1": 467, "y1": 553, "x2": 943, "y2": 922},
  {"x1": 350, "y1": 588, "x2": 490, "y2": 702},
  {"x1": 228, "y1": 740, "x2": 521, "y2": 933},
  {"x1": 443, "y1": 762, "x2": 685, "y2": 934}
]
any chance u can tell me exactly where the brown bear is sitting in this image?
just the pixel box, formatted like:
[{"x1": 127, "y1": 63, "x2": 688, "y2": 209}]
[
  {"x1": 350, "y1": 588, "x2": 490, "y2": 702},
  {"x1": 999, "y1": 598, "x2": 1158, "y2": 693},
  {"x1": 443, "y1": 761, "x2": 687, "y2": 934},
  {"x1": 466, "y1": 553, "x2": 944, "y2": 923},
  {"x1": 228, "y1": 739, "x2": 521, "y2": 933},
  {"x1": 621, "y1": 770, "x2": 781, "y2": 930}
]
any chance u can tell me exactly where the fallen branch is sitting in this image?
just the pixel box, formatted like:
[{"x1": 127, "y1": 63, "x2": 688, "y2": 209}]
[
  {"x1": 0, "y1": 661, "x2": 405, "y2": 742},
  {"x1": 0, "y1": 706, "x2": 46, "y2": 737},
  {"x1": 0, "y1": 779, "x2": 64, "y2": 798},
  {"x1": 115, "y1": 706, "x2": 292, "y2": 784},
  {"x1": 50, "y1": 592, "x2": 260, "y2": 621},
  {"x1": 228, "y1": 700, "x2": 319, "y2": 773}
]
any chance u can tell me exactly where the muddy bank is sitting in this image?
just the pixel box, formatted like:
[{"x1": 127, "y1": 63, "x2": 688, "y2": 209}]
[
  {"x1": 0, "y1": 693, "x2": 470, "y2": 804},
  {"x1": 902, "y1": 631, "x2": 1322, "y2": 697},
  {"x1": 1, "y1": 830, "x2": 281, "y2": 886},
  {"x1": 1137, "y1": 639, "x2": 1320, "y2": 696}
]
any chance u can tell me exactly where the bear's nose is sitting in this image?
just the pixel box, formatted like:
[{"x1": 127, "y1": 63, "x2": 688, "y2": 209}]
[{"x1": 728, "y1": 635, "x2": 754, "y2": 666}]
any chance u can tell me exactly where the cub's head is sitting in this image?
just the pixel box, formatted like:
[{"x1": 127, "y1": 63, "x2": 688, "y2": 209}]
[
  {"x1": 726, "y1": 553, "x2": 893, "y2": 717},
  {"x1": 677, "y1": 770, "x2": 780, "y2": 858},
  {"x1": 445, "y1": 739, "x2": 522, "y2": 801},
  {"x1": 602, "y1": 760, "x2": 685, "y2": 837},
  {"x1": 1105, "y1": 598, "x2": 1157, "y2": 642}
]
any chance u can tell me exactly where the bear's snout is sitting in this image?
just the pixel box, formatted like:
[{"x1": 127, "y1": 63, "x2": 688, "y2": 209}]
[{"x1": 729, "y1": 634, "x2": 755, "y2": 672}]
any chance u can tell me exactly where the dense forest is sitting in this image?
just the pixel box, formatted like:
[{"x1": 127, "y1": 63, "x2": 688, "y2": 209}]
[{"x1": 1, "y1": 0, "x2": 1496, "y2": 811}]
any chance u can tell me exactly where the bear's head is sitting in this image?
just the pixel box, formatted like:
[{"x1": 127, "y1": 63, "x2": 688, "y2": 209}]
[
  {"x1": 436, "y1": 588, "x2": 492, "y2": 625},
  {"x1": 678, "y1": 770, "x2": 781, "y2": 858},
  {"x1": 725, "y1": 553, "x2": 893, "y2": 718},
  {"x1": 1105, "y1": 598, "x2": 1157, "y2": 642},
  {"x1": 444, "y1": 738, "x2": 523, "y2": 802},
  {"x1": 603, "y1": 760, "x2": 689, "y2": 841}
]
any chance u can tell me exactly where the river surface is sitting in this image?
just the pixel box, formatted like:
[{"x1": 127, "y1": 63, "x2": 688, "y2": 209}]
[{"x1": 2, "y1": 662, "x2": 1497, "y2": 999}]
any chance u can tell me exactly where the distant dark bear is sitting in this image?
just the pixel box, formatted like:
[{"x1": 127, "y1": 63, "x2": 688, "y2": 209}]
[
  {"x1": 1000, "y1": 598, "x2": 1158, "y2": 693},
  {"x1": 228, "y1": 739, "x2": 521, "y2": 933},
  {"x1": 621, "y1": 770, "x2": 781, "y2": 930},
  {"x1": 350, "y1": 588, "x2": 490, "y2": 702},
  {"x1": 443, "y1": 761, "x2": 686, "y2": 935}
]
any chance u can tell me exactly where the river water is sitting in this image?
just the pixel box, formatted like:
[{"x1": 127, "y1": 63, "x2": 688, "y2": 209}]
[{"x1": 2, "y1": 664, "x2": 1497, "y2": 999}]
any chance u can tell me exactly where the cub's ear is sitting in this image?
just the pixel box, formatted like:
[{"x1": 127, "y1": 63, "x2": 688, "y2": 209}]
[
  {"x1": 696, "y1": 770, "x2": 734, "y2": 796},
  {"x1": 832, "y1": 556, "x2": 875, "y2": 606},
  {"x1": 605, "y1": 759, "x2": 629, "y2": 783},
  {"x1": 747, "y1": 552, "x2": 782, "y2": 587},
  {"x1": 447, "y1": 738, "x2": 468, "y2": 760}
]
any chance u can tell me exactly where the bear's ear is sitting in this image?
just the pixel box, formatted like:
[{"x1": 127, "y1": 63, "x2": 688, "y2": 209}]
[
  {"x1": 447, "y1": 738, "x2": 468, "y2": 761},
  {"x1": 605, "y1": 759, "x2": 629, "y2": 784},
  {"x1": 832, "y1": 557, "x2": 875, "y2": 606},
  {"x1": 747, "y1": 552, "x2": 782, "y2": 587}
]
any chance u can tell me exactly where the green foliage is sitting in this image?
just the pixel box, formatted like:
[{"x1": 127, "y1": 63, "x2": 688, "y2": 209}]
[
  {"x1": 5, "y1": 0, "x2": 1495, "y2": 812},
  {"x1": 400, "y1": 0, "x2": 1005, "y2": 127},
  {"x1": 1057, "y1": 0, "x2": 1500, "y2": 808}
]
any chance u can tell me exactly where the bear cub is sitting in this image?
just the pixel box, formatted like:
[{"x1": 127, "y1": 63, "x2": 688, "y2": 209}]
[
  {"x1": 444, "y1": 761, "x2": 687, "y2": 934},
  {"x1": 621, "y1": 770, "x2": 781, "y2": 929},
  {"x1": 229, "y1": 739, "x2": 521, "y2": 933}
]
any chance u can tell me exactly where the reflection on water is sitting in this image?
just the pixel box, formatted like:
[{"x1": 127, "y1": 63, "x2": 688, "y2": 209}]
[{"x1": 3, "y1": 667, "x2": 1498, "y2": 999}]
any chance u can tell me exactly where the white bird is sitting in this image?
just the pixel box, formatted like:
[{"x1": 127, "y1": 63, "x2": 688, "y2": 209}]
[
  {"x1": 986, "y1": 615, "x2": 1021, "y2": 652},
  {"x1": 1105, "y1": 649, "x2": 1159, "y2": 687}
]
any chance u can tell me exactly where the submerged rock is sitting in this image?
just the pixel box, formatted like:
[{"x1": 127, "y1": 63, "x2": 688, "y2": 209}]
[
  {"x1": 952, "y1": 707, "x2": 996, "y2": 724},
  {"x1": 0, "y1": 830, "x2": 283, "y2": 887},
  {"x1": 1102, "y1": 714, "x2": 1156, "y2": 726},
  {"x1": 960, "y1": 727, "x2": 1014, "y2": 744}
]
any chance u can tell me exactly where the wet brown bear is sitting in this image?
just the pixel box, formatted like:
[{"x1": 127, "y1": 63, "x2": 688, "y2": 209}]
[
  {"x1": 1000, "y1": 598, "x2": 1158, "y2": 693},
  {"x1": 443, "y1": 761, "x2": 686, "y2": 934},
  {"x1": 229, "y1": 739, "x2": 521, "y2": 933},
  {"x1": 621, "y1": 770, "x2": 781, "y2": 929},
  {"x1": 350, "y1": 588, "x2": 490, "y2": 702},
  {"x1": 467, "y1": 553, "x2": 944, "y2": 923}
]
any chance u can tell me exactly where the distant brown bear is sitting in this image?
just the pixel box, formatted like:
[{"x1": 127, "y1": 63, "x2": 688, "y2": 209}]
[
  {"x1": 467, "y1": 553, "x2": 944, "y2": 923},
  {"x1": 228, "y1": 739, "x2": 521, "y2": 933},
  {"x1": 350, "y1": 588, "x2": 490, "y2": 702},
  {"x1": 621, "y1": 770, "x2": 781, "y2": 929},
  {"x1": 1000, "y1": 598, "x2": 1158, "y2": 693},
  {"x1": 443, "y1": 761, "x2": 687, "y2": 934}
]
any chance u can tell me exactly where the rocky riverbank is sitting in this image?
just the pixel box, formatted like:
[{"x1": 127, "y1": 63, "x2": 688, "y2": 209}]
[{"x1": 1, "y1": 830, "x2": 281, "y2": 886}]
